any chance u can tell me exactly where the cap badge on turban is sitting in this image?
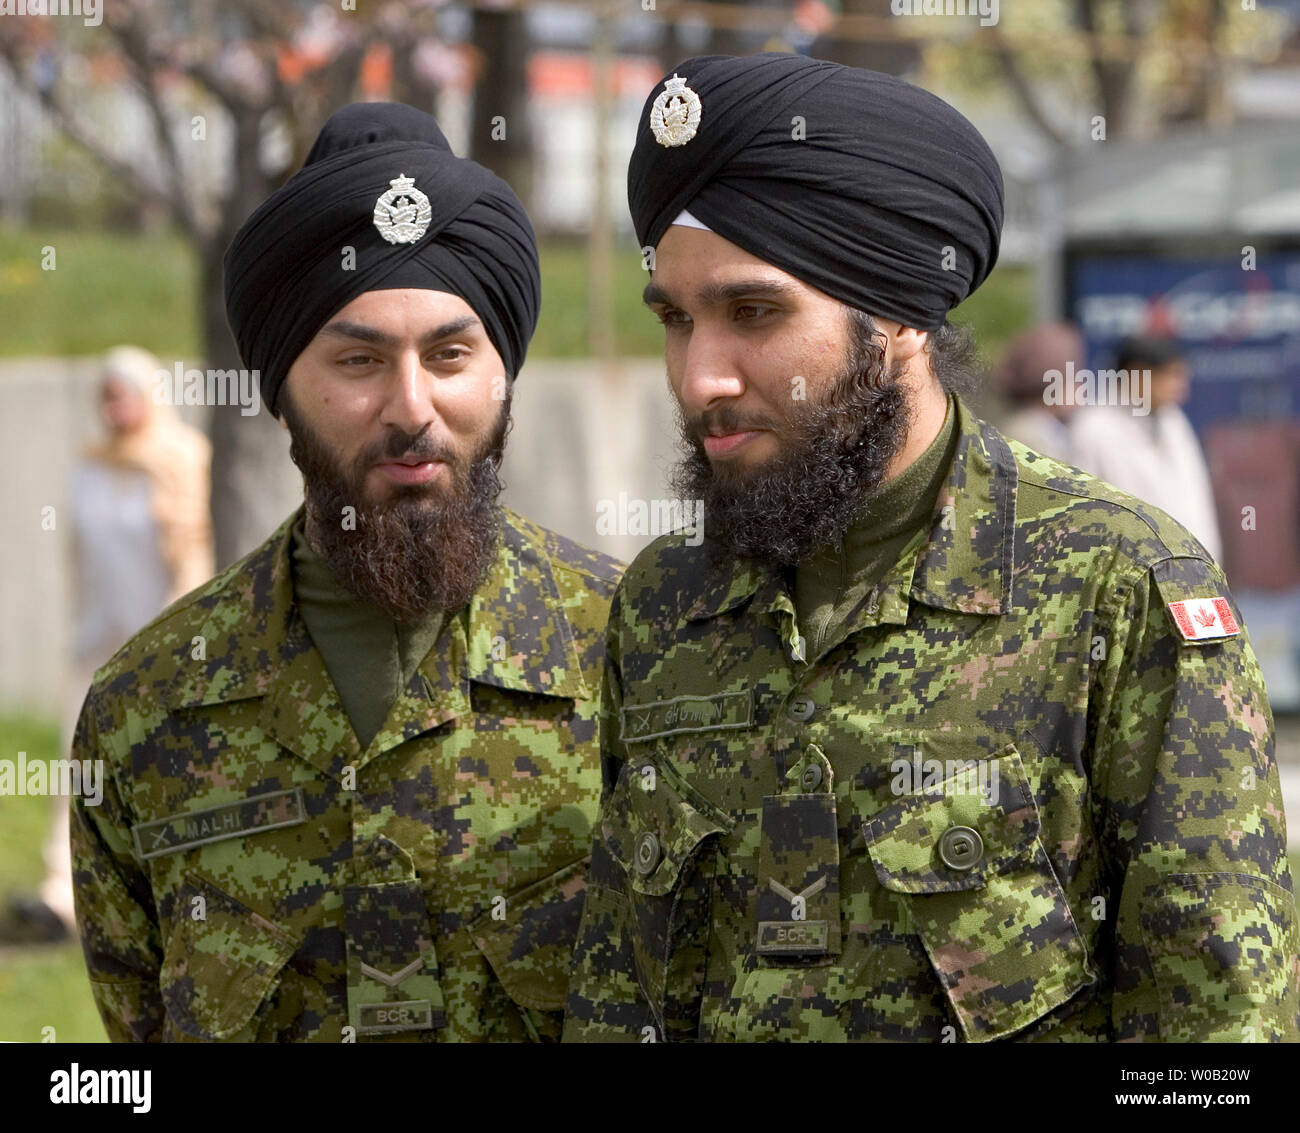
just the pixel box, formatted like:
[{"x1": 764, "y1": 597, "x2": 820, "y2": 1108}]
[
  {"x1": 372, "y1": 173, "x2": 433, "y2": 245},
  {"x1": 650, "y1": 74, "x2": 702, "y2": 148},
  {"x1": 225, "y1": 103, "x2": 542, "y2": 415},
  {"x1": 628, "y1": 55, "x2": 1006, "y2": 333}
]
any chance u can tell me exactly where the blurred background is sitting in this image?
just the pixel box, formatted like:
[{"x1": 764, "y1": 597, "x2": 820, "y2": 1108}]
[{"x1": 1, "y1": 0, "x2": 1299, "y2": 1041}]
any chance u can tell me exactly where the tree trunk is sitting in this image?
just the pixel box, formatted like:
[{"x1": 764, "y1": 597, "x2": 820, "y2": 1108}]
[
  {"x1": 206, "y1": 108, "x2": 302, "y2": 569},
  {"x1": 204, "y1": 242, "x2": 301, "y2": 569},
  {"x1": 707, "y1": 0, "x2": 759, "y2": 57},
  {"x1": 819, "y1": 0, "x2": 921, "y2": 74},
  {"x1": 469, "y1": 10, "x2": 532, "y2": 208},
  {"x1": 658, "y1": 15, "x2": 688, "y2": 74},
  {"x1": 390, "y1": 31, "x2": 439, "y2": 112}
]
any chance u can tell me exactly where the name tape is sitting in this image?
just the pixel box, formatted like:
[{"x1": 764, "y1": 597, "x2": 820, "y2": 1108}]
[
  {"x1": 620, "y1": 690, "x2": 752, "y2": 743},
  {"x1": 131, "y1": 786, "x2": 306, "y2": 860}
]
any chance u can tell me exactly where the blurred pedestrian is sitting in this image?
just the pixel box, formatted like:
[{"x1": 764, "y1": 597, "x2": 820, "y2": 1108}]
[
  {"x1": 2, "y1": 345, "x2": 213, "y2": 943},
  {"x1": 992, "y1": 321, "x2": 1084, "y2": 464},
  {"x1": 1069, "y1": 335, "x2": 1223, "y2": 563},
  {"x1": 72, "y1": 345, "x2": 215, "y2": 657}
]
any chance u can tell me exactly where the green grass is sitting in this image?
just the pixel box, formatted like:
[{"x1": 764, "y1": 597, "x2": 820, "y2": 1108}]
[
  {"x1": 0, "y1": 716, "x2": 61, "y2": 892},
  {"x1": 530, "y1": 238, "x2": 669, "y2": 359},
  {"x1": 0, "y1": 226, "x2": 1034, "y2": 364},
  {"x1": 0, "y1": 944, "x2": 105, "y2": 1043},
  {"x1": 951, "y1": 263, "x2": 1036, "y2": 361},
  {"x1": 0, "y1": 715, "x2": 105, "y2": 1042},
  {"x1": 0, "y1": 226, "x2": 666, "y2": 362},
  {"x1": 0, "y1": 227, "x2": 199, "y2": 359}
]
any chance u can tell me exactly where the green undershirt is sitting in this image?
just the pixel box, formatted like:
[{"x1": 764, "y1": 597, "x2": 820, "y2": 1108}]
[
  {"x1": 290, "y1": 516, "x2": 445, "y2": 751},
  {"x1": 794, "y1": 392, "x2": 957, "y2": 659}
]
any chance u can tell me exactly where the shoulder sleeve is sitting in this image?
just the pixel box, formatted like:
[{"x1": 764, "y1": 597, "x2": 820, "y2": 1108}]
[
  {"x1": 563, "y1": 583, "x2": 656, "y2": 1042},
  {"x1": 1088, "y1": 553, "x2": 1300, "y2": 1042},
  {"x1": 69, "y1": 686, "x2": 165, "y2": 1042}
]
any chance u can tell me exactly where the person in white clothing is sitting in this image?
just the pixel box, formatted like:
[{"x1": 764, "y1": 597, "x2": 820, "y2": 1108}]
[
  {"x1": 1, "y1": 346, "x2": 214, "y2": 943},
  {"x1": 1068, "y1": 336, "x2": 1223, "y2": 564}
]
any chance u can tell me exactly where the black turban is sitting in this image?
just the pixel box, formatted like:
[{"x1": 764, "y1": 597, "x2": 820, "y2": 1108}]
[
  {"x1": 628, "y1": 53, "x2": 1004, "y2": 332},
  {"x1": 224, "y1": 102, "x2": 539, "y2": 416}
]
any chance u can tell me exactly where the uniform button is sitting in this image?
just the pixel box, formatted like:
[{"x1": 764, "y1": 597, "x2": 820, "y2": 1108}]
[
  {"x1": 788, "y1": 696, "x2": 815, "y2": 723},
  {"x1": 800, "y1": 764, "x2": 823, "y2": 790},
  {"x1": 937, "y1": 825, "x2": 983, "y2": 871},
  {"x1": 634, "y1": 832, "x2": 661, "y2": 876}
]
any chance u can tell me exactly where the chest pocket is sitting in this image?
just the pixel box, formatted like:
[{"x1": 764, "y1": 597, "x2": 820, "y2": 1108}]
[
  {"x1": 468, "y1": 855, "x2": 588, "y2": 1017},
  {"x1": 160, "y1": 873, "x2": 298, "y2": 1042},
  {"x1": 602, "y1": 753, "x2": 734, "y2": 1037},
  {"x1": 861, "y1": 744, "x2": 1095, "y2": 1042}
]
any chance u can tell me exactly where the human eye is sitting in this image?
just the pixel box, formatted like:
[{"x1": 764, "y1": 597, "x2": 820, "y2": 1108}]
[
  {"x1": 430, "y1": 346, "x2": 469, "y2": 364},
  {"x1": 733, "y1": 303, "x2": 776, "y2": 323},
  {"x1": 654, "y1": 307, "x2": 691, "y2": 328}
]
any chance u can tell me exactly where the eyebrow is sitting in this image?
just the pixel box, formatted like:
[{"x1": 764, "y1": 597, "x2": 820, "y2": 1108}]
[
  {"x1": 318, "y1": 315, "x2": 481, "y2": 349},
  {"x1": 642, "y1": 278, "x2": 800, "y2": 309}
]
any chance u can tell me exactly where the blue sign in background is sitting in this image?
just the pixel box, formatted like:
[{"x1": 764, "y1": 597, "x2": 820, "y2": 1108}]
[
  {"x1": 1068, "y1": 252, "x2": 1300, "y2": 432},
  {"x1": 1067, "y1": 250, "x2": 1300, "y2": 710}
]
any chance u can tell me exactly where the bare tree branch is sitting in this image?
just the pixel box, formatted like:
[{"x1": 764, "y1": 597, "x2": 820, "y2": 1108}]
[
  {"x1": 183, "y1": 57, "x2": 250, "y2": 117},
  {"x1": 984, "y1": 27, "x2": 1069, "y2": 151},
  {"x1": 227, "y1": 0, "x2": 298, "y2": 45},
  {"x1": 107, "y1": 14, "x2": 204, "y2": 241},
  {"x1": 1074, "y1": 0, "x2": 1137, "y2": 136},
  {"x1": 262, "y1": 42, "x2": 288, "y2": 115},
  {"x1": 320, "y1": 37, "x2": 370, "y2": 113},
  {"x1": 277, "y1": 36, "x2": 370, "y2": 173},
  {"x1": 0, "y1": 48, "x2": 173, "y2": 210}
]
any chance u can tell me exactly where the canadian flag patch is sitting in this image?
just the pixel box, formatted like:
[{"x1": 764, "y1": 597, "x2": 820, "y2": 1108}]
[{"x1": 1167, "y1": 596, "x2": 1240, "y2": 641}]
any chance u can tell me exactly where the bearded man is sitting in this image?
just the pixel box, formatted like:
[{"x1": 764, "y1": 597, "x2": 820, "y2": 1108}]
[
  {"x1": 563, "y1": 54, "x2": 1297, "y2": 1043},
  {"x1": 70, "y1": 103, "x2": 620, "y2": 1042}
]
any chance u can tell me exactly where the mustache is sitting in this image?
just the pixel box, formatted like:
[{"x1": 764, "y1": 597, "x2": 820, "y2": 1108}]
[
  {"x1": 355, "y1": 428, "x2": 457, "y2": 470},
  {"x1": 692, "y1": 406, "x2": 779, "y2": 440}
]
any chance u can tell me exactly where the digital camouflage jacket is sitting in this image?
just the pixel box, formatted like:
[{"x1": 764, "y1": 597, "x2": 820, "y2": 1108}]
[
  {"x1": 71, "y1": 506, "x2": 621, "y2": 1042},
  {"x1": 563, "y1": 394, "x2": 1299, "y2": 1043}
]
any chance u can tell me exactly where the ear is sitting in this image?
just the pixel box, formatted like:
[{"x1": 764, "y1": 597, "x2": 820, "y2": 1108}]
[{"x1": 887, "y1": 324, "x2": 929, "y2": 366}]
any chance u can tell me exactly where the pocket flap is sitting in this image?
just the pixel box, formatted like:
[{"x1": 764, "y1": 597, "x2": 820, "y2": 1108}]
[
  {"x1": 468, "y1": 857, "x2": 589, "y2": 1012},
  {"x1": 603, "y1": 757, "x2": 732, "y2": 897},
  {"x1": 862, "y1": 746, "x2": 1038, "y2": 893},
  {"x1": 160, "y1": 873, "x2": 298, "y2": 1040},
  {"x1": 344, "y1": 879, "x2": 445, "y2": 1035}
]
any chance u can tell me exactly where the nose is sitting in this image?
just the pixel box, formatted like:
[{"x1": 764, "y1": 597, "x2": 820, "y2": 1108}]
[
  {"x1": 675, "y1": 325, "x2": 744, "y2": 416},
  {"x1": 378, "y1": 348, "x2": 439, "y2": 436}
]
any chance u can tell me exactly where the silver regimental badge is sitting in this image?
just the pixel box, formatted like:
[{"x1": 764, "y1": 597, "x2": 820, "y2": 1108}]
[
  {"x1": 373, "y1": 174, "x2": 432, "y2": 245},
  {"x1": 650, "y1": 74, "x2": 702, "y2": 148}
]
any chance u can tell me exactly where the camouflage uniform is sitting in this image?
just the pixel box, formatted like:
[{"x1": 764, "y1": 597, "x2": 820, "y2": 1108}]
[
  {"x1": 564, "y1": 395, "x2": 1299, "y2": 1043},
  {"x1": 72, "y1": 506, "x2": 621, "y2": 1042}
]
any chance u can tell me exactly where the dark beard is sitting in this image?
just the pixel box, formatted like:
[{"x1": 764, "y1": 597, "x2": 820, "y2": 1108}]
[
  {"x1": 281, "y1": 391, "x2": 509, "y2": 624},
  {"x1": 669, "y1": 341, "x2": 914, "y2": 569}
]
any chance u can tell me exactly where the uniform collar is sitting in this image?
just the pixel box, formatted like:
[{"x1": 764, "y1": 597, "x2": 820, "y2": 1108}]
[
  {"x1": 163, "y1": 505, "x2": 588, "y2": 777},
  {"x1": 460, "y1": 512, "x2": 590, "y2": 700},
  {"x1": 684, "y1": 394, "x2": 1017, "y2": 624},
  {"x1": 908, "y1": 394, "x2": 1017, "y2": 616}
]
